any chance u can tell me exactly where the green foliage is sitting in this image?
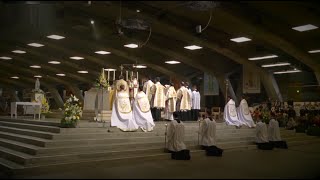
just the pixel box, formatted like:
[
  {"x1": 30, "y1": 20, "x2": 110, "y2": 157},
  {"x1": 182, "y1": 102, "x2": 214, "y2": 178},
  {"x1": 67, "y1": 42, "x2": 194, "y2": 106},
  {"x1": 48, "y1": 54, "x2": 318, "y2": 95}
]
[{"x1": 60, "y1": 95, "x2": 82, "y2": 128}]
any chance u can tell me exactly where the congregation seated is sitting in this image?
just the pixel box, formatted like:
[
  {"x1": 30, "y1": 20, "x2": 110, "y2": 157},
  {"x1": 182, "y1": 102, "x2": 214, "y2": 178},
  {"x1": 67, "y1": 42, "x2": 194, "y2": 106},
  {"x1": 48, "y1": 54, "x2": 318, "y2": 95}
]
[
  {"x1": 166, "y1": 114, "x2": 190, "y2": 160},
  {"x1": 199, "y1": 111, "x2": 223, "y2": 156},
  {"x1": 255, "y1": 116, "x2": 274, "y2": 150},
  {"x1": 268, "y1": 113, "x2": 288, "y2": 149},
  {"x1": 286, "y1": 117, "x2": 297, "y2": 130}
]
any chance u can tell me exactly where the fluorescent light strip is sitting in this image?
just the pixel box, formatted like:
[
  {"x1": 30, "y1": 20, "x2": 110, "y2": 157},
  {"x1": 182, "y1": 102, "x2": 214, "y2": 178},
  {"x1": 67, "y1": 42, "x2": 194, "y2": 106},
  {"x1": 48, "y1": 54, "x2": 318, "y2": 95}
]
[
  {"x1": 261, "y1": 62, "x2": 291, "y2": 68},
  {"x1": 70, "y1": 56, "x2": 84, "y2": 60},
  {"x1": 34, "y1": 75, "x2": 42, "y2": 78},
  {"x1": 184, "y1": 45, "x2": 202, "y2": 50},
  {"x1": 248, "y1": 55, "x2": 278, "y2": 61},
  {"x1": 292, "y1": 24, "x2": 318, "y2": 32},
  {"x1": 12, "y1": 50, "x2": 26, "y2": 54},
  {"x1": 95, "y1": 51, "x2": 111, "y2": 55},
  {"x1": 47, "y1": 35, "x2": 65, "y2": 40},
  {"x1": 0, "y1": 56, "x2": 12, "y2": 60},
  {"x1": 230, "y1": 37, "x2": 251, "y2": 43},
  {"x1": 48, "y1": 61, "x2": 61, "y2": 64},
  {"x1": 30, "y1": 65, "x2": 41, "y2": 68},
  {"x1": 273, "y1": 70, "x2": 302, "y2": 74},
  {"x1": 133, "y1": 65, "x2": 147, "y2": 68},
  {"x1": 124, "y1": 44, "x2": 139, "y2": 48},
  {"x1": 77, "y1": 71, "x2": 88, "y2": 74},
  {"x1": 11, "y1": 76, "x2": 19, "y2": 79},
  {"x1": 27, "y1": 43, "x2": 44, "y2": 47},
  {"x1": 104, "y1": 68, "x2": 116, "y2": 71},
  {"x1": 56, "y1": 74, "x2": 66, "y2": 76},
  {"x1": 308, "y1": 49, "x2": 320, "y2": 54},
  {"x1": 165, "y1": 61, "x2": 181, "y2": 64}
]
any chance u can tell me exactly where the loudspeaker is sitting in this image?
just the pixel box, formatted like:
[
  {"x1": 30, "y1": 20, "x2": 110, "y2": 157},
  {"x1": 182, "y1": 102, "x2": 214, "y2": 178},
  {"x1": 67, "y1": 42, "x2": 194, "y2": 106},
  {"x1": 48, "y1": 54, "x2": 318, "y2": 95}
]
[{"x1": 196, "y1": 25, "x2": 202, "y2": 33}]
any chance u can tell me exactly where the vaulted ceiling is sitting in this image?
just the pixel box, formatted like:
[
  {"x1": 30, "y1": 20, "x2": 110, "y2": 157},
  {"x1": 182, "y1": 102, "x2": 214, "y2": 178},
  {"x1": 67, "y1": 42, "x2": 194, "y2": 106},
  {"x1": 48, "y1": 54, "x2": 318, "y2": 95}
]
[{"x1": 0, "y1": 1, "x2": 319, "y2": 90}]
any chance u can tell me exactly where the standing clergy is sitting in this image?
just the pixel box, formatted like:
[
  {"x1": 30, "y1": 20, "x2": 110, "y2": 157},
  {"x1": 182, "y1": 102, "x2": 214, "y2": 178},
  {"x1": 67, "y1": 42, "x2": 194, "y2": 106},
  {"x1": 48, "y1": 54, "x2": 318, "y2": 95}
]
[
  {"x1": 199, "y1": 111, "x2": 223, "y2": 156},
  {"x1": 132, "y1": 86, "x2": 155, "y2": 132},
  {"x1": 143, "y1": 77, "x2": 154, "y2": 104},
  {"x1": 185, "y1": 82, "x2": 193, "y2": 121},
  {"x1": 176, "y1": 82, "x2": 191, "y2": 121},
  {"x1": 191, "y1": 85, "x2": 201, "y2": 121},
  {"x1": 165, "y1": 83, "x2": 177, "y2": 121},
  {"x1": 268, "y1": 113, "x2": 288, "y2": 149},
  {"x1": 150, "y1": 77, "x2": 165, "y2": 121},
  {"x1": 111, "y1": 84, "x2": 138, "y2": 131},
  {"x1": 237, "y1": 95, "x2": 256, "y2": 128},
  {"x1": 223, "y1": 96, "x2": 241, "y2": 127},
  {"x1": 255, "y1": 116, "x2": 273, "y2": 150}
]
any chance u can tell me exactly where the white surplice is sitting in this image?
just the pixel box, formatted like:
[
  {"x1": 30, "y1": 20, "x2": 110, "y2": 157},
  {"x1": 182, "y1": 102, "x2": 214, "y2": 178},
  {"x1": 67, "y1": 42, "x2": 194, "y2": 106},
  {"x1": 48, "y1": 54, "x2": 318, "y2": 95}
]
[
  {"x1": 200, "y1": 118, "x2": 217, "y2": 146},
  {"x1": 143, "y1": 80, "x2": 154, "y2": 104},
  {"x1": 111, "y1": 90, "x2": 138, "y2": 132},
  {"x1": 237, "y1": 99, "x2": 256, "y2": 128},
  {"x1": 132, "y1": 91, "x2": 155, "y2": 132},
  {"x1": 268, "y1": 119, "x2": 282, "y2": 141},
  {"x1": 167, "y1": 120, "x2": 187, "y2": 152},
  {"x1": 223, "y1": 99, "x2": 241, "y2": 126},
  {"x1": 255, "y1": 121, "x2": 269, "y2": 143},
  {"x1": 191, "y1": 90, "x2": 200, "y2": 110},
  {"x1": 165, "y1": 86, "x2": 177, "y2": 120}
]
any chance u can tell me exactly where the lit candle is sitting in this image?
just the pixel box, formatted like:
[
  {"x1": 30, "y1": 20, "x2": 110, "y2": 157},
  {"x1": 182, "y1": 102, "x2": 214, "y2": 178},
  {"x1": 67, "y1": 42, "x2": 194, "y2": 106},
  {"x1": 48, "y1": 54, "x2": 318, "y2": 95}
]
[
  {"x1": 113, "y1": 70, "x2": 115, "y2": 81},
  {"x1": 107, "y1": 70, "x2": 110, "y2": 81},
  {"x1": 126, "y1": 71, "x2": 128, "y2": 81}
]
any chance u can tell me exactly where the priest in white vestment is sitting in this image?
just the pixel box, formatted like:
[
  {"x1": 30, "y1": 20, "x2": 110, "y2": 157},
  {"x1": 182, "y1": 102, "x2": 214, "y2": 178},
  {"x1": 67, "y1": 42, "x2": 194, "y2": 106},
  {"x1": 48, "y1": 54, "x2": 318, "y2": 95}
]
[
  {"x1": 167, "y1": 118, "x2": 187, "y2": 152},
  {"x1": 176, "y1": 82, "x2": 191, "y2": 121},
  {"x1": 223, "y1": 97, "x2": 241, "y2": 127},
  {"x1": 143, "y1": 78, "x2": 154, "y2": 104},
  {"x1": 165, "y1": 83, "x2": 177, "y2": 121},
  {"x1": 111, "y1": 85, "x2": 138, "y2": 132},
  {"x1": 200, "y1": 114, "x2": 217, "y2": 147},
  {"x1": 185, "y1": 82, "x2": 193, "y2": 121},
  {"x1": 191, "y1": 85, "x2": 201, "y2": 121},
  {"x1": 132, "y1": 86, "x2": 155, "y2": 132},
  {"x1": 150, "y1": 77, "x2": 165, "y2": 121},
  {"x1": 237, "y1": 96, "x2": 256, "y2": 128}
]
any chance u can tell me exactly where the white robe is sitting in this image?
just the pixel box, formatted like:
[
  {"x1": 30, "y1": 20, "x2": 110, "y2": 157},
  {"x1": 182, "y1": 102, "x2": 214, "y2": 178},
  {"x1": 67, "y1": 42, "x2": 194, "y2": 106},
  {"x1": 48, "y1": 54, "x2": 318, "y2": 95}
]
[
  {"x1": 150, "y1": 82, "x2": 165, "y2": 108},
  {"x1": 223, "y1": 99, "x2": 241, "y2": 126},
  {"x1": 167, "y1": 120, "x2": 187, "y2": 152},
  {"x1": 237, "y1": 99, "x2": 256, "y2": 128},
  {"x1": 165, "y1": 86, "x2": 177, "y2": 120},
  {"x1": 143, "y1": 80, "x2": 154, "y2": 103},
  {"x1": 176, "y1": 86, "x2": 191, "y2": 111},
  {"x1": 200, "y1": 118, "x2": 217, "y2": 146},
  {"x1": 191, "y1": 90, "x2": 200, "y2": 110},
  {"x1": 111, "y1": 91, "x2": 138, "y2": 132},
  {"x1": 132, "y1": 91, "x2": 155, "y2": 132},
  {"x1": 255, "y1": 121, "x2": 269, "y2": 143},
  {"x1": 187, "y1": 88, "x2": 193, "y2": 109},
  {"x1": 268, "y1": 119, "x2": 282, "y2": 141}
]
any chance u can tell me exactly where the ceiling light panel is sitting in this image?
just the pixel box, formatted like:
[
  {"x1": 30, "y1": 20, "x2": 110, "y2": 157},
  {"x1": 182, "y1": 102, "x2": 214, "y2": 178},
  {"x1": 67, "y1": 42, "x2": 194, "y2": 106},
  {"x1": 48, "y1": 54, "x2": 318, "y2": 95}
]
[
  {"x1": 184, "y1": 45, "x2": 202, "y2": 50},
  {"x1": 261, "y1": 62, "x2": 291, "y2": 67},
  {"x1": 30, "y1": 65, "x2": 41, "y2": 68},
  {"x1": 70, "y1": 56, "x2": 84, "y2": 60},
  {"x1": 12, "y1": 50, "x2": 26, "y2": 54},
  {"x1": 56, "y1": 74, "x2": 66, "y2": 76},
  {"x1": 292, "y1": 24, "x2": 318, "y2": 32},
  {"x1": 273, "y1": 69, "x2": 302, "y2": 74},
  {"x1": 48, "y1": 61, "x2": 61, "y2": 64},
  {"x1": 27, "y1": 43, "x2": 44, "y2": 47},
  {"x1": 95, "y1": 51, "x2": 111, "y2": 55},
  {"x1": 133, "y1": 65, "x2": 147, "y2": 68},
  {"x1": 77, "y1": 71, "x2": 88, "y2": 74},
  {"x1": 124, "y1": 44, "x2": 139, "y2": 48},
  {"x1": 165, "y1": 61, "x2": 181, "y2": 64},
  {"x1": 230, "y1": 37, "x2": 252, "y2": 43},
  {"x1": 34, "y1": 75, "x2": 42, "y2": 78},
  {"x1": 47, "y1": 35, "x2": 65, "y2": 40},
  {"x1": 0, "y1": 56, "x2": 12, "y2": 60},
  {"x1": 104, "y1": 68, "x2": 116, "y2": 71},
  {"x1": 11, "y1": 76, "x2": 19, "y2": 79},
  {"x1": 308, "y1": 49, "x2": 320, "y2": 54},
  {"x1": 248, "y1": 55, "x2": 278, "y2": 61}
]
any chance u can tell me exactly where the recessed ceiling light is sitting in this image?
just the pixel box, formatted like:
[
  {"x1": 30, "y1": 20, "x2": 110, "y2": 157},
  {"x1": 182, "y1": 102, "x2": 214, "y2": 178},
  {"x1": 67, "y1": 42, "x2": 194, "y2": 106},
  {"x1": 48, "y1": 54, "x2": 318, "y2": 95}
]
[
  {"x1": 133, "y1": 65, "x2": 147, "y2": 68},
  {"x1": 248, "y1": 55, "x2": 278, "y2": 61},
  {"x1": 47, "y1": 34, "x2": 65, "y2": 40},
  {"x1": 124, "y1": 44, "x2": 139, "y2": 48},
  {"x1": 11, "y1": 76, "x2": 19, "y2": 79},
  {"x1": 48, "y1": 61, "x2": 61, "y2": 64},
  {"x1": 56, "y1": 73, "x2": 66, "y2": 76},
  {"x1": 77, "y1": 71, "x2": 88, "y2": 74},
  {"x1": 0, "y1": 56, "x2": 12, "y2": 60},
  {"x1": 27, "y1": 43, "x2": 44, "y2": 47},
  {"x1": 12, "y1": 50, "x2": 26, "y2": 54},
  {"x1": 230, "y1": 37, "x2": 252, "y2": 43},
  {"x1": 261, "y1": 62, "x2": 291, "y2": 68},
  {"x1": 104, "y1": 68, "x2": 116, "y2": 71},
  {"x1": 70, "y1": 56, "x2": 84, "y2": 60},
  {"x1": 184, "y1": 45, "x2": 202, "y2": 50},
  {"x1": 308, "y1": 49, "x2": 320, "y2": 54},
  {"x1": 34, "y1": 75, "x2": 42, "y2": 78},
  {"x1": 30, "y1": 65, "x2": 41, "y2": 68},
  {"x1": 136, "y1": 9, "x2": 140, "y2": 12},
  {"x1": 95, "y1": 51, "x2": 111, "y2": 55},
  {"x1": 90, "y1": 20, "x2": 94, "y2": 25},
  {"x1": 273, "y1": 69, "x2": 302, "y2": 74},
  {"x1": 165, "y1": 61, "x2": 181, "y2": 64},
  {"x1": 292, "y1": 24, "x2": 318, "y2": 32}
]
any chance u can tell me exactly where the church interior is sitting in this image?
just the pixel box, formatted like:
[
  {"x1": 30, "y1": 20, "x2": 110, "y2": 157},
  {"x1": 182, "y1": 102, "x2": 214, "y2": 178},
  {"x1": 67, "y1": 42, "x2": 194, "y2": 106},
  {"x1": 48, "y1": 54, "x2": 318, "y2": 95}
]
[{"x1": 0, "y1": 1, "x2": 320, "y2": 179}]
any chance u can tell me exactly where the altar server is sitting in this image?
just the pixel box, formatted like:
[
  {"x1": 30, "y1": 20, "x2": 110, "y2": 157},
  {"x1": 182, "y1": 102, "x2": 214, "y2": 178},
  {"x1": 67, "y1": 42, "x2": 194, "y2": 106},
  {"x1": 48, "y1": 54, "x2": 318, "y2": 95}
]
[
  {"x1": 255, "y1": 117, "x2": 274, "y2": 150},
  {"x1": 191, "y1": 85, "x2": 201, "y2": 121}
]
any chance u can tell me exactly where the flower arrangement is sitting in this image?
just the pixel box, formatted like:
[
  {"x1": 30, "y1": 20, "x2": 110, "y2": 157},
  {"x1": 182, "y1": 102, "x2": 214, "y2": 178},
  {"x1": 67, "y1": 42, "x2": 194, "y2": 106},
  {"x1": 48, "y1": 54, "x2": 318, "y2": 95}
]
[
  {"x1": 41, "y1": 97, "x2": 50, "y2": 114},
  {"x1": 261, "y1": 110, "x2": 270, "y2": 124},
  {"x1": 95, "y1": 68, "x2": 109, "y2": 88},
  {"x1": 61, "y1": 95, "x2": 82, "y2": 128}
]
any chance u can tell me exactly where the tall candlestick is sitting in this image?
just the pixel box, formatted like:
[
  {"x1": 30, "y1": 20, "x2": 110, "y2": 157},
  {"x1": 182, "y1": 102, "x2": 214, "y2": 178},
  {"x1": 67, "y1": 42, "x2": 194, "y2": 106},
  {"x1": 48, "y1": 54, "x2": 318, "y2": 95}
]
[
  {"x1": 113, "y1": 70, "x2": 115, "y2": 81},
  {"x1": 107, "y1": 70, "x2": 110, "y2": 81},
  {"x1": 126, "y1": 71, "x2": 128, "y2": 81},
  {"x1": 131, "y1": 71, "x2": 133, "y2": 79},
  {"x1": 136, "y1": 71, "x2": 138, "y2": 80}
]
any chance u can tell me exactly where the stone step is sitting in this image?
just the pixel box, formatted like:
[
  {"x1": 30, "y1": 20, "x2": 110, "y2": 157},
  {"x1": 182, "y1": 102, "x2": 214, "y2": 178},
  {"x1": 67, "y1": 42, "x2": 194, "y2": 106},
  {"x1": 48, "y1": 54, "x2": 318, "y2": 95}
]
[
  {"x1": 0, "y1": 121, "x2": 60, "y2": 133},
  {"x1": 0, "y1": 146, "x2": 32, "y2": 165},
  {"x1": 0, "y1": 126, "x2": 55, "y2": 140},
  {"x1": 0, "y1": 138, "x2": 39, "y2": 155},
  {"x1": 0, "y1": 132, "x2": 47, "y2": 147},
  {"x1": 0, "y1": 118, "x2": 60, "y2": 127}
]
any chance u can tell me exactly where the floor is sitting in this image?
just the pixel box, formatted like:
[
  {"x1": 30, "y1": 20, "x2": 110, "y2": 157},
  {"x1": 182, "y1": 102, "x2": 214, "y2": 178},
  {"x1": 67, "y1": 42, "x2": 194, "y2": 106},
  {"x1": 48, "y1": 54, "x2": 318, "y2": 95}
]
[{"x1": 8, "y1": 142, "x2": 320, "y2": 179}]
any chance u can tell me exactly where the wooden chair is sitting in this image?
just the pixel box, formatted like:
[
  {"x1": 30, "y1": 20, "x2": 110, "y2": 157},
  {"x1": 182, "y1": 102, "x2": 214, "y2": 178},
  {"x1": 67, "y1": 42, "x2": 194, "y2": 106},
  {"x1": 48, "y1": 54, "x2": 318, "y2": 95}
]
[{"x1": 211, "y1": 107, "x2": 221, "y2": 122}]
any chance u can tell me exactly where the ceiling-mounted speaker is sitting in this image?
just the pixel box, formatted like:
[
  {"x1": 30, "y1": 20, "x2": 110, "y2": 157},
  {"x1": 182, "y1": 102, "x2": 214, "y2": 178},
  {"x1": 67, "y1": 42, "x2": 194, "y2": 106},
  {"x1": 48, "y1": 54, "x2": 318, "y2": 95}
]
[{"x1": 196, "y1": 25, "x2": 202, "y2": 33}]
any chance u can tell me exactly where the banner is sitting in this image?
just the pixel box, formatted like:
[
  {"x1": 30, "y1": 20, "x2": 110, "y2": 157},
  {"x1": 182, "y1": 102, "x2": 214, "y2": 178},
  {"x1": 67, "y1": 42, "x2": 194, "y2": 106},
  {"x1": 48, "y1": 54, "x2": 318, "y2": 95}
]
[
  {"x1": 204, "y1": 73, "x2": 219, "y2": 95},
  {"x1": 243, "y1": 66, "x2": 260, "y2": 93}
]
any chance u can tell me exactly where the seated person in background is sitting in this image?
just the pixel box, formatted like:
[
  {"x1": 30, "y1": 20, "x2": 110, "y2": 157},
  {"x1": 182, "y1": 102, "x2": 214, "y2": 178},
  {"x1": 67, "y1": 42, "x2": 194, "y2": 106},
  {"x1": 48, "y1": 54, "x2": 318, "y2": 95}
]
[
  {"x1": 286, "y1": 117, "x2": 297, "y2": 130},
  {"x1": 268, "y1": 113, "x2": 288, "y2": 149},
  {"x1": 199, "y1": 111, "x2": 223, "y2": 156},
  {"x1": 166, "y1": 113, "x2": 190, "y2": 160},
  {"x1": 255, "y1": 115, "x2": 274, "y2": 150}
]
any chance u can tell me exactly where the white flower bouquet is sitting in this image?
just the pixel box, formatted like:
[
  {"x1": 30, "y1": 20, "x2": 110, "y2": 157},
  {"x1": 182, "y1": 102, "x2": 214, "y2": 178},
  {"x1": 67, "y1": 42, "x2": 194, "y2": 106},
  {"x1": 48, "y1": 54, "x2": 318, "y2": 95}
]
[{"x1": 61, "y1": 95, "x2": 82, "y2": 128}]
